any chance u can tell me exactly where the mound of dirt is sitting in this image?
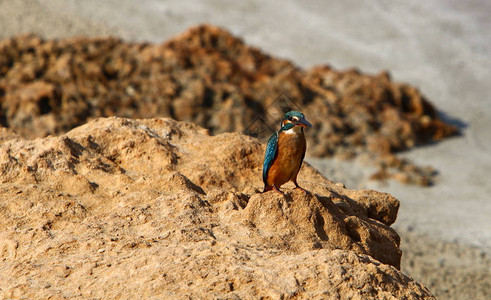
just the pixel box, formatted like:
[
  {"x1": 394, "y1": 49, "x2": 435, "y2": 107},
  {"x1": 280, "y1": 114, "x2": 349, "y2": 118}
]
[
  {"x1": 0, "y1": 117, "x2": 433, "y2": 298},
  {"x1": 0, "y1": 25, "x2": 457, "y2": 185}
]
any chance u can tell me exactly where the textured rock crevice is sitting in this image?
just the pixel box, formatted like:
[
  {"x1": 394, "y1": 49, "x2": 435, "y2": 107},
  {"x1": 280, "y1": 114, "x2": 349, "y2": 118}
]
[{"x1": 0, "y1": 117, "x2": 434, "y2": 298}]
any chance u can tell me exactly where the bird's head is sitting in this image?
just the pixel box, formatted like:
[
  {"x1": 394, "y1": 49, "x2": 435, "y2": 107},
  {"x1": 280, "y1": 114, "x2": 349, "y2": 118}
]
[{"x1": 281, "y1": 111, "x2": 312, "y2": 128}]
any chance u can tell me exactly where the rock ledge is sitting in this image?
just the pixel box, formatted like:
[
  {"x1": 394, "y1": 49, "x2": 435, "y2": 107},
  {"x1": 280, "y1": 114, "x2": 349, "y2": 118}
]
[{"x1": 0, "y1": 117, "x2": 434, "y2": 299}]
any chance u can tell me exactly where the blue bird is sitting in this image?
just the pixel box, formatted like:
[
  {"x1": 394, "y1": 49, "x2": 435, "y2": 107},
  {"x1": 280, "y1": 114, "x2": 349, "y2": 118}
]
[{"x1": 263, "y1": 111, "x2": 312, "y2": 194}]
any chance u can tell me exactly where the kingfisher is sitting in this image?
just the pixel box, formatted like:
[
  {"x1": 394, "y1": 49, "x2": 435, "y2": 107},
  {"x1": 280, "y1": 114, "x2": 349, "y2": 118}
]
[{"x1": 262, "y1": 111, "x2": 312, "y2": 194}]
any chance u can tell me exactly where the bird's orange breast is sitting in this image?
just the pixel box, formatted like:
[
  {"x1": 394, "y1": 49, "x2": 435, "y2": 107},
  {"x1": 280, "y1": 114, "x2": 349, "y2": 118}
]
[{"x1": 267, "y1": 130, "x2": 306, "y2": 188}]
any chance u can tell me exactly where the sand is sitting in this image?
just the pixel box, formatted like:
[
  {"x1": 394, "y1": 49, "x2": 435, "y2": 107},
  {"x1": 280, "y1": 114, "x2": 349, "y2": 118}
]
[{"x1": 1, "y1": 1, "x2": 490, "y2": 299}]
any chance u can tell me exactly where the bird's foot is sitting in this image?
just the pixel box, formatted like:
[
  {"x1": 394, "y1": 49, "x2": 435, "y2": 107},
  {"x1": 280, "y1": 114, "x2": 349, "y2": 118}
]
[
  {"x1": 263, "y1": 185, "x2": 285, "y2": 196},
  {"x1": 294, "y1": 184, "x2": 308, "y2": 194},
  {"x1": 273, "y1": 185, "x2": 286, "y2": 196}
]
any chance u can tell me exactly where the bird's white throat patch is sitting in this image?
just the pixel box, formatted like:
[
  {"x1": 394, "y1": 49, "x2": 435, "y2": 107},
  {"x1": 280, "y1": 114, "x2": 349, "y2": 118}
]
[{"x1": 283, "y1": 126, "x2": 302, "y2": 135}]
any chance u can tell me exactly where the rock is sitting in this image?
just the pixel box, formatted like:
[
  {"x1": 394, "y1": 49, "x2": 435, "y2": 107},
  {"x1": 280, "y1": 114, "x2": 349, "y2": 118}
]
[
  {"x1": 0, "y1": 117, "x2": 434, "y2": 298},
  {"x1": 0, "y1": 26, "x2": 457, "y2": 185}
]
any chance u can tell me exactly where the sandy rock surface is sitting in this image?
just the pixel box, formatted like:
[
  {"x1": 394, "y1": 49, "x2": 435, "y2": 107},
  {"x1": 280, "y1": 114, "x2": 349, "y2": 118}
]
[{"x1": 0, "y1": 117, "x2": 433, "y2": 299}]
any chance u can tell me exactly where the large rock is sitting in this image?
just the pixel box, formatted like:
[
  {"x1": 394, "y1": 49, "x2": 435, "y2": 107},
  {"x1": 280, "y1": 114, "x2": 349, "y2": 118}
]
[
  {"x1": 0, "y1": 25, "x2": 457, "y2": 185},
  {"x1": 0, "y1": 117, "x2": 433, "y2": 298}
]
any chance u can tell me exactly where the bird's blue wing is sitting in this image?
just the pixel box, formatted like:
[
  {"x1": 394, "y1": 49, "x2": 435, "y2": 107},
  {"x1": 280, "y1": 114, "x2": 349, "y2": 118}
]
[{"x1": 263, "y1": 132, "x2": 278, "y2": 185}]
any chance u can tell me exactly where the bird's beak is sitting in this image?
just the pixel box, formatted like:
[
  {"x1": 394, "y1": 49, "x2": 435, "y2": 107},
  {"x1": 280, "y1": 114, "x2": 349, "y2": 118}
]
[{"x1": 296, "y1": 118, "x2": 312, "y2": 128}]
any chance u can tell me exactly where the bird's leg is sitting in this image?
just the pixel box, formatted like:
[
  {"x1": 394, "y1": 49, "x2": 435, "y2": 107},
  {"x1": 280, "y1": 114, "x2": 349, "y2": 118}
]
[
  {"x1": 293, "y1": 180, "x2": 308, "y2": 193},
  {"x1": 272, "y1": 185, "x2": 285, "y2": 195},
  {"x1": 262, "y1": 185, "x2": 273, "y2": 193}
]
